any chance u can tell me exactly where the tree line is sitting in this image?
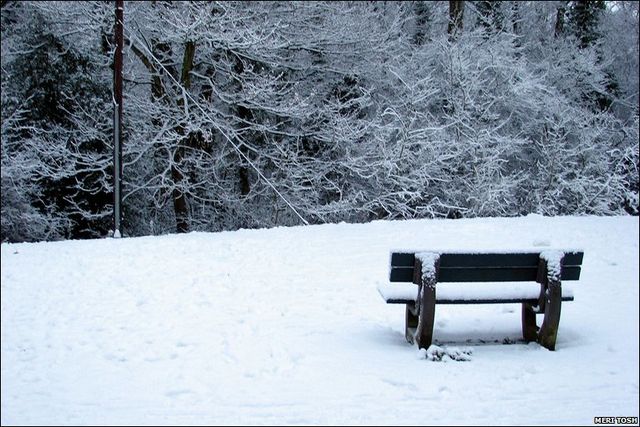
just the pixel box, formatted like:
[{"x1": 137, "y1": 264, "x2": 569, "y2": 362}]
[{"x1": 1, "y1": 1, "x2": 638, "y2": 242}]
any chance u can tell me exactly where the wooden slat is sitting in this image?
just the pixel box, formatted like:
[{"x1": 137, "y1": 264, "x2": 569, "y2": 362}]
[
  {"x1": 385, "y1": 296, "x2": 575, "y2": 305},
  {"x1": 563, "y1": 252, "x2": 584, "y2": 266},
  {"x1": 441, "y1": 266, "x2": 582, "y2": 282},
  {"x1": 389, "y1": 265, "x2": 581, "y2": 282},
  {"x1": 560, "y1": 266, "x2": 581, "y2": 280},
  {"x1": 438, "y1": 296, "x2": 575, "y2": 304},
  {"x1": 391, "y1": 252, "x2": 584, "y2": 268},
  {"x1": 390, "y1": 253, "x2": 415, "y2": 267},
  {"x1": 440, "y1": 253, "x2": 540, "y2": 268},
  {"x1": 389, "y1": 267, "x2": 415, "y2": 282},
  {"x1": 441, "y1": 267, "x2": 539, "y2": 282}
]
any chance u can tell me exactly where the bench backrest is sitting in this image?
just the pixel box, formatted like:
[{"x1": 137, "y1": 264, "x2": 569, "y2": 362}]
[{"x1": 389, "y1": 252, "x2": 584, "y2": 283}]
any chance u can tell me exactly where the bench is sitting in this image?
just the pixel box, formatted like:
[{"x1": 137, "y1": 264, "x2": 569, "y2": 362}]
[{"x1": 378, "y1": 250, "x2": 584, "y2": 351}]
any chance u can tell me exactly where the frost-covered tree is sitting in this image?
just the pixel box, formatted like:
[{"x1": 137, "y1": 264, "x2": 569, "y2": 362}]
[
  {"x1": 1, "y1": 0, "x2": 637, "y2": 243},
  {"x1": 1, "y1": 1, "x2": 113, "y2": 242},
  {"x1": 567, "y1": 0, "x2": 606, "y2": 48},
  {"x1": 117, "y1": 1, "x2": 396, "y2": 233}
]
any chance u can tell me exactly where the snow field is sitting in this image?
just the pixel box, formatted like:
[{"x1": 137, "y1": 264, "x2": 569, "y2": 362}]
[{"x1": 1, "y1": 215, "x2": 638, "y2": 425}]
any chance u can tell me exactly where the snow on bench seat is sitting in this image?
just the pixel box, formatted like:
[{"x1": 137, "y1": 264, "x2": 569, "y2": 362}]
[{"x1": 377, "y1": 281, "x2": 575, "y2": 304}]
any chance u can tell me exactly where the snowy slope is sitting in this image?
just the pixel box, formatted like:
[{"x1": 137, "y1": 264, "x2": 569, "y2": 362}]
[{"x1": 1, "y1": 215, "x2": 638, "y2": 425}]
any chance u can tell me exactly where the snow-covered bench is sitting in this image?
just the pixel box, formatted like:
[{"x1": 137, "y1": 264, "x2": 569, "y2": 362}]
[{"x1": 378, "y1": 251, "x2": 584, "y2": 351}]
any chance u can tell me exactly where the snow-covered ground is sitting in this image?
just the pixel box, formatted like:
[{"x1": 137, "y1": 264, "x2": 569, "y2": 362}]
[{"x1": 2, "y1": 215, "x2": 638, "y2": 425}]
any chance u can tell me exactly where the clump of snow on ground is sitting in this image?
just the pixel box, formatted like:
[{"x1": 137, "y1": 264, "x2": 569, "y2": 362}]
[
  {"x1": 1, "y1": 216, "x2": 638, "y2": 425},
  {"x1": 420, "y1": 345, "x2": 473, "y2": 362}
]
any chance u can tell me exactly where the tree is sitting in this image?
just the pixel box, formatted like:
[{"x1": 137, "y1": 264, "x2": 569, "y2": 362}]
[
  {"x1": 448, "y1": 0, "x2": 465, "y2": 39},
  {"x1": 2, "y1": 1, "x2": 637, "y2": 243},
  {"x1": 567, "y1": 0, "x2": 606, "y2": 49},
  {"x1": 1, "y1": 2, "x2": 113, "y2": 242}
]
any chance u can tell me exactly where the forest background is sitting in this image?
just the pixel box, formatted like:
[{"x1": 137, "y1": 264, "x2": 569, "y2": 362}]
[{"x1": 1, "y1": 1, "x2": 638, "y2": 243}]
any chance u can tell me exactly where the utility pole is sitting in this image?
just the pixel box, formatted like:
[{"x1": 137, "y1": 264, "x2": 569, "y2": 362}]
[{"x1": 113, "y1": 0, "x2": 123, "y2": 238}]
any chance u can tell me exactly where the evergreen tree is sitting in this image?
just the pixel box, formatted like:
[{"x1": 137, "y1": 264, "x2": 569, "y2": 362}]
[
  {"x1": 1, "y1": 2, "x2": 112, "y2": 241},
  {"x1": 567, "y1": 0, "x2": 606, "y2": 49}
]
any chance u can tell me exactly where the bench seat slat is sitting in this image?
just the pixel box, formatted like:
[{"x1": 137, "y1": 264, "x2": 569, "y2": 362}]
[
  {"x1": 389, "y1": 266, "x2": 581, "y2": 282},
  {"x1": 377, "y1": 282, "x2": 575, "y2": 304}
]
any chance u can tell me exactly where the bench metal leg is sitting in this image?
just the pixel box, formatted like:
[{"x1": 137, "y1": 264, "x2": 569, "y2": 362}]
[
  {"x1": 405, "y1": 304, "x2": 418, "y2": 344},
  {"x1": 536, "y1": 256, "x2": 563, "y2": 351},
  {"x1": 538, "y1": 280, "x2": 562, "y2": 350},
  {"x1": 521, "y1": 302, "x2": 538, "y2": 342},
  {"x1": 413, "y1": 254, "x2": 440, "y2": 350},
  {"x1": 415, "y1": 283, "x2": 436, "y2": 350}
]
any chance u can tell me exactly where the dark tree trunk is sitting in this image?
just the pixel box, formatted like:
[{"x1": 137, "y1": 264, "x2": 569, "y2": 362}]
[
  {"x1": 448, "y1": 0, "x2": 465, "y2": 40},
  {"x1": 233, "y1": 56, "x2": 252, "y2": 196},
  {"x1": 172, "y1": 40, "x2": 196, "y2": 233},
  {"x1": 128, "y1": 38, "x2": 192, "y2": 233},
  {"x1": 413, "y1": 1, "x2": 431, "y2": 45},
  {"x1": 477, "y1": 1, "x2": 503, "y2": 35},
  {"x1": 512, "y1": 2, "x2": 522, "y2": 49},
  {"x1": 555, "y1": 4, "x2": 566, "y2": 38}
]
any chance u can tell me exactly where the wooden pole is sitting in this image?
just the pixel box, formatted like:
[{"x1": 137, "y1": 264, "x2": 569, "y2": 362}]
[{"x1": 113, "y1": 0, "x2": 123, "y2": 238}]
